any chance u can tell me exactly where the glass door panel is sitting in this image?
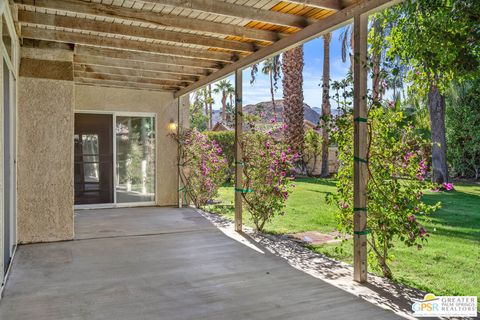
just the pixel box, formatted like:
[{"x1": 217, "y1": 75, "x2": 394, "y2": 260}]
[
  {"x1": 3, "y1": 59, "x2": 12, "y2": 275},
  {"x1": 74, "y1": 114, "x2": 113, "y2": 204},
  {"x1": 115, "y1": 116, "x2": 155, "y2": 203}
]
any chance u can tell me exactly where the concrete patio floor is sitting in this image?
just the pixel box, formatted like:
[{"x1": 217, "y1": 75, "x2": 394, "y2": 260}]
[{"x1": 0, "y1": 207, "x2": 402, "y2": 319}]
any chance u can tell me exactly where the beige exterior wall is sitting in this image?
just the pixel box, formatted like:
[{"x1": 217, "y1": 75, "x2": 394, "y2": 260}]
[
  {"x1": 75, "y1": 85, "x2": 179, "y2": 206},
  {"x1": 16, "y1": 43, "x2": 186, "y2": 243},
  {"x1": 307, "y1": 147, "x2": 339, "y2": 176},
  {"x1": 17, "y1": 77, "x2": 75, "y2": 243}
]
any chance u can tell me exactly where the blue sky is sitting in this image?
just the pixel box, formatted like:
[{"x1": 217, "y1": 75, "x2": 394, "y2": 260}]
[{"x1": 209, "y1": 26, "x2": 351, "y2": 110}]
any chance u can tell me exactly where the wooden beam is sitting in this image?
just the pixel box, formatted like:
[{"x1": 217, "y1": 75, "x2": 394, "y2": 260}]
[
  {"x1": 74, "y1": 55, "x2": 210, "y2": 77},
  {"x1": 175, "y1": 0, "x2": 401, "y2": 98},
  {"x1": 352, "y1": 13, "x2": 368, "y2": 283},
  {"x1": 15, "y1": 0, "x2": 282, "y2": 42},
  {"x1": 75, "y1": 77, "x2": 177, "y2": 92},
  {"x1": 74, "y1": 71, "x2": 189, "y2": 87},
  {"x1": 129, "y1": 0, "x2": 311, "y2": 28},
  {"x1": 21, "y1": 27, "x2": 237, "y2": 63},
  {"x1": 234, "y1": 69, "x2": 243, "y2": 232},
  {"x1": 74, "y1": 64, "x2": 198, "y2": 83},
  {"x1": 18, "y1": 10, "x2": 257, "y2": 53},
  {"x1": 22, "y1": 38, "x2": 74, "y2": 51},
  {"x1": 75, "y1": 46, "x2": 223, "y2": 70},
  {"x1": 286, "y1": 0, "x2": 342, "y2": 10}
]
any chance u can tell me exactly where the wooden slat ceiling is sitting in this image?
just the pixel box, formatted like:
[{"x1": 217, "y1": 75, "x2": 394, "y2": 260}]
[{"x1": 14, "y1": 0, "x2": 347, "y2": 92}]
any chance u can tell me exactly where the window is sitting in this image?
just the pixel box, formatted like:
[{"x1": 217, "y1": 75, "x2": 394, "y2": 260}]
[{"x1": 115, "y1": 116, "x2": 156, "y2": 203}]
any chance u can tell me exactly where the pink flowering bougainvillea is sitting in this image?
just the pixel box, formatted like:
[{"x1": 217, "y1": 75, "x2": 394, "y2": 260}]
[
  {"x1": 328, "y1": 105, "x2": 440, "y2": 279},
  {"x1": 170, "y1": 129, "x2": 228, "y2": 208},
  {"x1": 240, "y1": 122, "x2": 297, "y2": 231}
]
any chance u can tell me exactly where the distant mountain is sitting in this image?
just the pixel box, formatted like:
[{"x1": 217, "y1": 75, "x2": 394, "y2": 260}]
[
  {"x1": 235, "y1": 99, "x2": 321, "y2": 124},
  {"x1": 211, "y1": 100, "x2": 346, "y2": 126},
  {"x1": 313, "y1": 106, "x2": 342, "y2": 117}
]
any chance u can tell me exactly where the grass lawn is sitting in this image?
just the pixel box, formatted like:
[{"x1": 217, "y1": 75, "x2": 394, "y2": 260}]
[{"x1": 206, "y1": 177, "x2": 480, "y2": 297}]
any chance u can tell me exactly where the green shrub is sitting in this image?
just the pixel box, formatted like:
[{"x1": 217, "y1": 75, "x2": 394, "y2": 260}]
[
  {"x1": 241, "y1": 128, "x2": 297, "y2": 231},
  {"x1": 170, "y1": 129, "x2": 228, "y2": 208},
  {"x1": 328, "y1": 106, "x2": 440, "y2": 279},
  {"x1": 446, "y1": 80, "x2": 480, "y2": 179}
]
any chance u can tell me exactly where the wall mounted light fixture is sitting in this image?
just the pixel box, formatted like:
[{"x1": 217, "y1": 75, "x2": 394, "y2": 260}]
[{"x1": 168, "y1": 119, "x2": 177, "y2": 132}]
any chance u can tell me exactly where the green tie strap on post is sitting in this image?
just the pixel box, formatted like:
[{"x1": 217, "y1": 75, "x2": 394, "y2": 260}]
[
  {"x1": 354, "y1": 207, "x2": 367, "y2": 211},
  {"x1": 178, "y1": 186, "x2": 188, "y2": 205},
  {"x1": 234, "y1": 188, "x2": 253, "y2": 193},
  {"x1": 354, "y1": 156, "x2": 368, "y2": 164},
  {"x1": 354, "y1": 117, "x2": 368, "y2": 123},
  {"x1": 354, "y1": 228, "x2": 371, "y2": 235},
  {"x1": 235, "y1": 161, "x2": 245, "y2": 166}
]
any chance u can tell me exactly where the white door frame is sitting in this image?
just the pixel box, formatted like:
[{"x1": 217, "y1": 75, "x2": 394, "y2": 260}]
[
  {"x1": 0, "y1": 1, "x2": 19, "y2": 295},
  {"x1": 74, "y1": 110, "x2": 157, "y2": 210}
]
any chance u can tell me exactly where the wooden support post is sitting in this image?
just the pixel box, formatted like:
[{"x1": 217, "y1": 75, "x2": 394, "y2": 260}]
[
  {"x1": 234, "y1": 69, "x2": 243, "y2": 232},
  {"x1": 353, "y1": 13, "x2": 369, "y2": 283},
  {"x1": 177, "y1": 94, "x2": 190, "y2": 208},
  {"x1": 177, "y1": 97, "x2": 183, "y2": 208}
]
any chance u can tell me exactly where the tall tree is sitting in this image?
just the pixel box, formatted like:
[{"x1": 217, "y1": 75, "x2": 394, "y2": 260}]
[
  {"x1": 190, "y1": 89, "x2": 208, "y2": 131},
  {"x1": 207, "y1": 84, "x2": 213, "y2": 130},
  {"x1": 282, "y1": 45, "x2": 305, "y2": 159},
  {"x1": 213, "y1": 80, "x2": 234, "y2": 123},
  {"x1": 339, "y1": 24, "x2": 354, "y2": 72},
  {"x1": 370, "y1": 16, "x2": 384, "y2": 105},
  {"x1": 250, "y1": 55, "x2": 281, "y2": 119},
  {"x1": 320, "y1": 33, "x2": 332, "y2": 177},
  {"x1": 262, "y1": 56, "x2": 282, "y2": 118},
  {"x1": 387, "y1": 0, "x2": 480, "y2": 183}
]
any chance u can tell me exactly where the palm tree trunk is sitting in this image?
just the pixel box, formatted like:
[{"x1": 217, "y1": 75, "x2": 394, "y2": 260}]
[
  {"x1": 229, "y1": 94, "x2": 234, "y2": 123},
  {"x1": 350, "y1": 32, "x2": 354, "y2": 73},
  {"x1": 320, "y1": 33, "x2": 332, "y2": 178},
  {"x1": 221, "y1": 93, "x2": 227, "y2": 122},
  {"x1": 371, "y1": 17, "x2": 382, "y2": 105},
  {"x1": 428, "y1": 81, "x2": 449, "y2": 184},
  {"x1": 269, "y1": 70, "x2": 276, "y2": 119},
  {"x1": 203, "y1": 89, "x2": 209, "y2": 124},
  {"x1": 282, "y1": 45, "x2": 305, "y2": 169},
  {"x1": 208, "y1": 84, "x2": 213, "y2": 130}
]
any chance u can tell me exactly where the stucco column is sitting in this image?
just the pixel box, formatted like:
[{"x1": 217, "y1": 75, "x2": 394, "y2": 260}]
[{"x1": 17, "y1": 43, "x2": 74, "y2": 243}]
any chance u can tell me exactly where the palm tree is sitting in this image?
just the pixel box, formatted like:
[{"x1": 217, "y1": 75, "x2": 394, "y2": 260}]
[
  {"x1": 262, "y1": 56, "x2": 281, "y2": 118},
  {"x1": 370, "y1": 15, "x2": 386, "y2": 105},
  {"x1": 320, "y1": 33, "x2": 332, "y2": 177},
  {"x1": 339, "y1": 24, "x2": 354, "y2": 72},
  {"x1": 340, "y1": 18, "x2": 386, "y2": 105},
  {"x1": 213, "y1": 80, "x2": 234, "y2": 122},
  {"x1": 207, "y1": 84, "x2": 213, "y2": 130},
  {"x1": 282, "y1": 45, "x2": 305, "y2": 159}
]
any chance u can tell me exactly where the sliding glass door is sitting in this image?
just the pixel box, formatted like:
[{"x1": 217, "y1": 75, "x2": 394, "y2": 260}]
[
  {"x1": 115, "y1": 116, "x2": 155, "y2": 203},
  {"x1": 74, "y1": 113, "x2": 156, "y2": 207}
]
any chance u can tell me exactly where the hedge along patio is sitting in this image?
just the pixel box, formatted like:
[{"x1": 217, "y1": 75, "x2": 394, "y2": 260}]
[{"x1": 2, "y1": 0, "x2": 405, "y2": 297}]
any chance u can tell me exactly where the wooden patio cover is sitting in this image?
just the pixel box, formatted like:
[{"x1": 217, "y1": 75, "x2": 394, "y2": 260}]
[{"x1": 14, "y1": 0, "x2": 396, "y2": 95}]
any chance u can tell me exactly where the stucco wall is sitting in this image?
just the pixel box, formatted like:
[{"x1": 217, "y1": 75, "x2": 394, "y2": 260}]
[
  {"x1": 75, "y1": 85, "x2": 179, "y2": 206},
  {"x1": 307, "y1": 147, "x2": 339, "y2": 176},
  {"x1": 17, "y1": 77, "x2": 74, "y2": 243}
]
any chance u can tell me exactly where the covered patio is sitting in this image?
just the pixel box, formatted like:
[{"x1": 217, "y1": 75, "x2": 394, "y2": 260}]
[
  {"x1": 0, "y1": 207, "x2": 401, "y2": 319},
  {"x1": 0, "y1": 0, "x2": 408, "y2": 316}
]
